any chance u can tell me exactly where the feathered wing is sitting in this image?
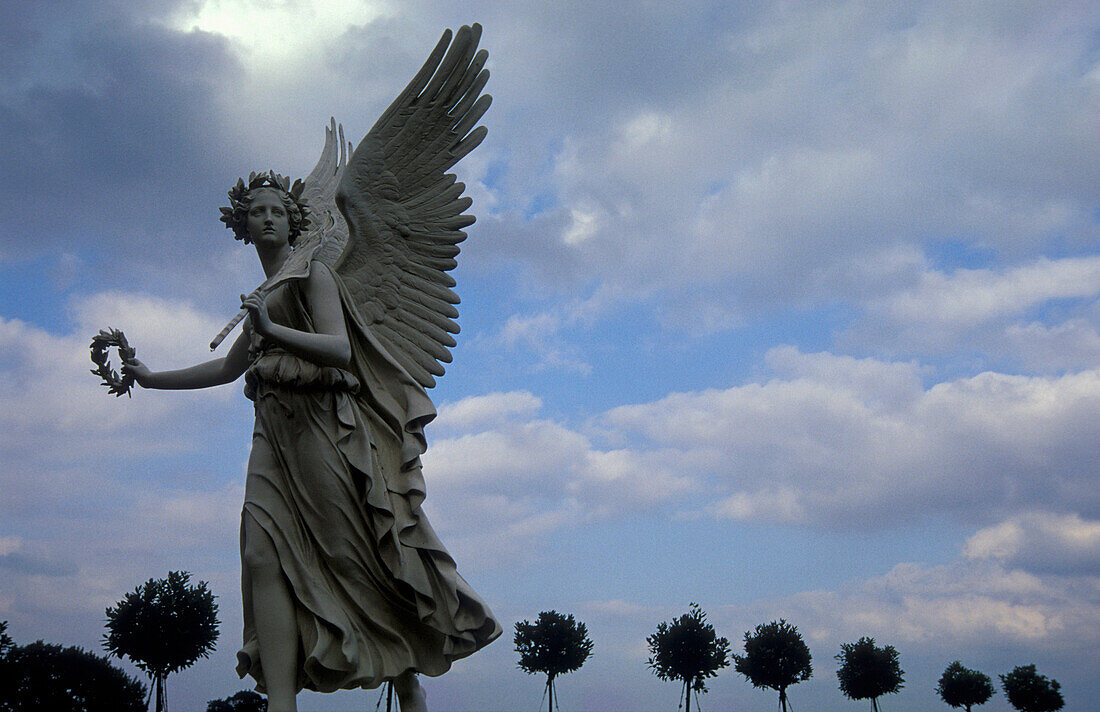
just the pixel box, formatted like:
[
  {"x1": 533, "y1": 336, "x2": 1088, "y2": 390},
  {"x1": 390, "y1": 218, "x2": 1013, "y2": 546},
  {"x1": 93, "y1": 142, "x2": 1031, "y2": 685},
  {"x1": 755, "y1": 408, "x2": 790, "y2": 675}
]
[
  {"x1": 300, "y1": 118, "x2": 352, "y2": 266},
  {"x1": 334, "y1": 23, "x2": 491, "y2": 388}
]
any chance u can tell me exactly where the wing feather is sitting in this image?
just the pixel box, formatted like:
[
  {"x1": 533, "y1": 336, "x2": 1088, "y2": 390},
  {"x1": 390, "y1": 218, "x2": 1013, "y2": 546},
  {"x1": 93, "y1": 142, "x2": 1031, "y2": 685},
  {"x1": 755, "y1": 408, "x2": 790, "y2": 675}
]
[
  {"x1": 332, "y1": 25, "x2": 490, "y2": 386},
  {"x1": 372, "y1": 323, "x2": 439, "y2": 385},
  {"x1": 407, "y1": 181, "x2": 466, "y2": 212}
]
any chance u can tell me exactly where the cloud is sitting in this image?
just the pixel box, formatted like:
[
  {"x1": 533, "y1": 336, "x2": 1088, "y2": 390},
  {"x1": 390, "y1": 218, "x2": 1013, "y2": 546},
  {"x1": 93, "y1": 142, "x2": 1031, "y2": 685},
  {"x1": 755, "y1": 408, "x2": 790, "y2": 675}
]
[
  {"x1": 880, "y1": 257, "x2": 1100, "y2": 328},
  {"x1": 965, "y1": 512, "x2": 1100, "y2": 575},
  {"x1": 0, "y1": 7, "x2": 245, "y2": 269},
  {"x1": 1000, "y1": 318, "x2": 1100, "y2": 372},
  {"x1": 855, "y1": 256, "x2": 1100, "y2": 351},
  {"x1": 433, "y1": 390, "x2": 543, "y2": 432},
  {"x1": 73, "y1": 291, "x2": 232, "y2": 367},
  {"x1": 0, "y1": 288, "x2": 252, "y2": 598},
  {"x1": 0, "y1": 538, "x2": 78, "y2": 577},
  {"x1": 417, "y1": 345, "x2": 1100, "y2": 559},
  {"x1": 0, "y1": 293, "x2": 248, "y2": 661},
  {"x1": 0, "y1": 291, "x2": 241, "y2": 468},
  {"x1": 605, "y1": 347, "x2": 1100, "y2": 528},
  {"x1": 711, "y1": 556, "x2": 1100, "y2": 664},
  {"x1": 475, "y1": 1, "x2": 1100, "y2": 327},
  {"x1": 494, "y1": 311, "x2": 594, "y2": 375},
  {"x1": 420, "y1": 391, "x2": 699, "y2": 566},
  {"x1": 11, "y1": 287, "x2": 1100, "y2": 585},
  {"x1": 6, "y1": 0, "x2": 1096, "y2": 358},
  {"x1": 165, "y1": 0, "x2": 390, "y2": 75}
]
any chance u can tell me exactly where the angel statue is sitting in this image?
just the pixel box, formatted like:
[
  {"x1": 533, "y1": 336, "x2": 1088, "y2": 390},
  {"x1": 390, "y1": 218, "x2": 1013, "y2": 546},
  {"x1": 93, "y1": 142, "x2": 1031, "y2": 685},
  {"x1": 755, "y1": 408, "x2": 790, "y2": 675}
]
[{"x1": 118, "y1": 25, "x2": 500, "y2": 712}]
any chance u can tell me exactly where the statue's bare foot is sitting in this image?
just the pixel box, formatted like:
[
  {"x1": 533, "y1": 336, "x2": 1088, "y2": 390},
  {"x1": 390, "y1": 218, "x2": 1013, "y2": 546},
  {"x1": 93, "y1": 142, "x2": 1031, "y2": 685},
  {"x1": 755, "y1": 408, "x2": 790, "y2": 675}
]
[{"x1": 394, "y1": 671, "x2": 427, "y2": 712}]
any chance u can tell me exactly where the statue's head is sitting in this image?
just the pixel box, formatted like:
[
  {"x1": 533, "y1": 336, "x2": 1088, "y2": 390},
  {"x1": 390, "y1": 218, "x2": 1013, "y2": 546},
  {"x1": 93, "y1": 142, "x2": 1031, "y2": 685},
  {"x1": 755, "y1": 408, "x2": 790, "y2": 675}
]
[{"x1": 220, "y1": 171, "x2": 311, "y2": 246}]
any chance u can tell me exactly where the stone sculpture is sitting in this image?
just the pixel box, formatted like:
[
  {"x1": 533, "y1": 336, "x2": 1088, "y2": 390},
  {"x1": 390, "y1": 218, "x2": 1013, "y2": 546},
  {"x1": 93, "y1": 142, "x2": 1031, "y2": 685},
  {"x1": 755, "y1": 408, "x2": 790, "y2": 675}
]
[{"x1": 108, "y1": 24, "x2": 500, "y2": 712}]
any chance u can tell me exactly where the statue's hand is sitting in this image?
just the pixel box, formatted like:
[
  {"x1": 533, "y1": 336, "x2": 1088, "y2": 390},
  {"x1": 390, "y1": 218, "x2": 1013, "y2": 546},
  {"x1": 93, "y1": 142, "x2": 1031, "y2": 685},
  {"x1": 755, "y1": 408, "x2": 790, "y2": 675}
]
[
  {"x1": 241, "y1": 290, "x2": 272, "y2": 337},
  {"x1": 121, "y1": 357, "x2": 152, "y2": 388}
]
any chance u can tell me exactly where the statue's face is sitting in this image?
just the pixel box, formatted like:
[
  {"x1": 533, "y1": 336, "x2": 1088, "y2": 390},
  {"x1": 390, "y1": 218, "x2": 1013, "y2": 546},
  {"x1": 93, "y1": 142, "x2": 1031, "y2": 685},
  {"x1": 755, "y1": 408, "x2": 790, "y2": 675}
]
[{"x1": 246, "y1": 189, "x2": 290, "y2": 247}]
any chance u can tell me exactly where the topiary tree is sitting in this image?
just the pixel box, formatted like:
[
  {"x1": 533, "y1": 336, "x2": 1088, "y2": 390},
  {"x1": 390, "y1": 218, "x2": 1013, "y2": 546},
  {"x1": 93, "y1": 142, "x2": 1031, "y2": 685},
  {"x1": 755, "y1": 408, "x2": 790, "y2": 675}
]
[
  {"x1": 0, "y1": 638, "x2": 147, "y2": 712},
  {"x1": 835, "y1": 637, "x2": 904, "y2": 711},
  {"x1": 1000, "y1": 665, "x2": 1064, "y2": 712},
  {"x1": 514, "y1": 610, "x2": 593, "y2": 712},
  {"x1": 646, "y1": 603, "x2": 730, "y2": 712},
  {"x1": 0, "y1": 622, "x2": 13, "y2": 707},
  {"x1": 104, "y1": 571, "x2": 219, "y2": 712},
  {"x1": 0, "y1": 621, "x2": 11, "y2": 657},
  {"x1": 937, "y1": 661, "x2": 995, "y2": 711},
  {"x1": 206, "y1": 689, "x2": 267, "y2": 712},
  {"x1": 733, "y1": 619, "x2": 812, "y2": 712}
]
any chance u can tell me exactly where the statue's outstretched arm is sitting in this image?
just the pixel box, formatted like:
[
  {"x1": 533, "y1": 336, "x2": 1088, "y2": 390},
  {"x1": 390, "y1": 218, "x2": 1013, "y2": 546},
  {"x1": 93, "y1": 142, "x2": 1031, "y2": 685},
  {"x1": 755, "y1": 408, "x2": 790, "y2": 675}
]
[
  {"x1": 241, "y1": 261, "x2": 350, "y2": 369},
  {"x1": 124, "y1": 327, "x2": 252, "y2": 390}
]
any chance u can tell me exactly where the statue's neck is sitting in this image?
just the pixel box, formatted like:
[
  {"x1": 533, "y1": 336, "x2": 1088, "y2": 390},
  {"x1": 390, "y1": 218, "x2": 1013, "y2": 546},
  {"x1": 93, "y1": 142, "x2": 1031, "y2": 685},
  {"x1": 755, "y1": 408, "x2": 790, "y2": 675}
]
[{"x1": 256, "y1": 243, "x2": 291, "y2": 279}]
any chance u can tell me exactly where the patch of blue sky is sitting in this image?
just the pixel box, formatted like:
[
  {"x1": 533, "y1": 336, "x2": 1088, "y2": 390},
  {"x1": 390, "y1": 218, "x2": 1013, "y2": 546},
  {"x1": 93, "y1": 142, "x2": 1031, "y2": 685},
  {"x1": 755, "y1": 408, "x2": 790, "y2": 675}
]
[
  {"x1": 523, "y1": 189, "x2": 557, "y2": 218},
  {"x1": 439, "y1": 272, "x2": 861, "y2": 423},
  {"x1": 560, "y1": 300, "x2": 858, "y2": 410},
  {"x1": 475, "y1": 512, "x2": 964, "y2": 608},
  {"x1": 0, "y1": 253, "x2": 102, "y2": 334},
  {"x1": 115, "y1": 399, "x2": 253, "y2": 489},
  {"x1": 477, "y1": 154, "x2": 510, "y2": 194},
  {"x1": 703, "y1": 179, "x2": 728, "y2": 197},
  {"x1": 1026, "y1": 293, "x2": 1096, "y2": 324},
  {"x1": 922, "y1": 237, "x2": 998, "y2": 271}
]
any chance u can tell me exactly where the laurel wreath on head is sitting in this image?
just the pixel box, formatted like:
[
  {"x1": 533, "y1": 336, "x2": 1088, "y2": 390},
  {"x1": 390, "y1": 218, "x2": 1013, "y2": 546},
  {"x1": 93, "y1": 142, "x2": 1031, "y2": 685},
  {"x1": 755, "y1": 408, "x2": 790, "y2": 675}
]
[
  {"x1": 89, "y1": 328, "x2": 136, "y2": 398},
  {"x1": 219, "y1": 171, "x2": 311, "y2": 244}
]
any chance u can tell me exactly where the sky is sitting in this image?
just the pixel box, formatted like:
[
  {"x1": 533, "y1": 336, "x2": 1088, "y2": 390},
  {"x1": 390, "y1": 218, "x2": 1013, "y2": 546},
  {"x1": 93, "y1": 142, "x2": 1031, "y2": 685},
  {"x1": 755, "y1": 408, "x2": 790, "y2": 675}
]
[{"x1": 1, "y1": 1, "x2": 1098, "y2": 711}]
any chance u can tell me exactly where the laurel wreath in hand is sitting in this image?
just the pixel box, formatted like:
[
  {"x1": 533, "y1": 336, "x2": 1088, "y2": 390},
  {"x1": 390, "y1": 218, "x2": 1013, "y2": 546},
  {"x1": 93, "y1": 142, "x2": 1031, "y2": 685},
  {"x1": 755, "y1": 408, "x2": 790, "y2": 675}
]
[{"x1": 89, "y1": 328, "x2": 136, "y2": 398}]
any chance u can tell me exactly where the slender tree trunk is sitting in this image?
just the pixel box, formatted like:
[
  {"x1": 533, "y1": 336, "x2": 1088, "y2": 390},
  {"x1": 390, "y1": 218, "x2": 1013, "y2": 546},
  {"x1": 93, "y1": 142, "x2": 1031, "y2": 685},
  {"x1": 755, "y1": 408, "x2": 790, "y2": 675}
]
[
  {"x1": 872, "y1": 696, "x2": 879, "y2": 712},
  {"x1": 685, "y1": 679, "x2": 691, "y2": 712},
  {"x1": 779, "y1": 687, "x2": 788, "y2": 712},
  {"x1": 547, "y1": 675, "x2": 554, "y2": 712},
  {"x1": 154, "y1": 673, "x2": 166, "y2": 712},
  {"x1": 386, "y1": 681, "x2": 393, "y2": 712}
]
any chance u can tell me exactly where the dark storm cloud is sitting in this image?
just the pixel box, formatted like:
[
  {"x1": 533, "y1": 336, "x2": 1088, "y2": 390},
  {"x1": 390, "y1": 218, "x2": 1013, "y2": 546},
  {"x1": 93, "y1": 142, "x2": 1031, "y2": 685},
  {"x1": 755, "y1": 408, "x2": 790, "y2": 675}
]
[
  {"x1": 0, "y1": 551, "x2": 78, "y2": 577},
  {"x1": 0, "y1": 2, "x2": 245, "y2": 275}
]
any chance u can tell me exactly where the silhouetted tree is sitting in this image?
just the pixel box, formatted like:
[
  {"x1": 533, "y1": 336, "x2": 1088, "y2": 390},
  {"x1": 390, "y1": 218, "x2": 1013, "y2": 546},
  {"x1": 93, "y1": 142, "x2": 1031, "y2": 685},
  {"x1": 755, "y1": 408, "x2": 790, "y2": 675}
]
[
  {"x1": 206, "y1": 689, "x2": 267, "y2": 712},
  {"x1": 0, "y1": 622, "x2": 13, "y2": 706},
  {"x1": 646, "y1": 603, "x2": 730, "y2": 712},
  {"x1": 515, "y1": 610, "x2": 594, "y2": 712},
  {"x1": 733, "y1": 619, "x2": 812, "y2": 712},
  {"x1": 1000, "y1": 665, "x2": 1064, "y2": 712},
  {"x1": 937, "y1": 661, "x2": 995, "y2": 712},
  {"x1": 0, "y1": 638, "x2": 146, "y2": 712},
  {"x1": 104, "y1": 571, "x2": 219, "y2": 712},
  {"x1": 835, "y1": 637, "x2": 904, "y2": 711}
]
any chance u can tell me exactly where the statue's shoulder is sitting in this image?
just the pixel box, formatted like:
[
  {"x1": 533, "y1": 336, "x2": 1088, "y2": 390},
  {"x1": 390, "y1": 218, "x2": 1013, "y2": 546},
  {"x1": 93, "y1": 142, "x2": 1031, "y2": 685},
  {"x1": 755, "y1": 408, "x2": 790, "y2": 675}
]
[
  {"x1": 303, "y1": 258, "x2": 341, "y2": 290},
  {"x1": 295, "y1": 259, "x2": 344, "y2": 319}
]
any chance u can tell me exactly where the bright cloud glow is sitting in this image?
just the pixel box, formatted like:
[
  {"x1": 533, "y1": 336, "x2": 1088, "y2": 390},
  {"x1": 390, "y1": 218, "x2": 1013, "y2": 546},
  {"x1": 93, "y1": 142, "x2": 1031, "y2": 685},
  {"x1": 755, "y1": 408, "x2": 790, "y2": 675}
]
[{"x1": 167, "y1": 0, "x2": 391, "y2": 72}]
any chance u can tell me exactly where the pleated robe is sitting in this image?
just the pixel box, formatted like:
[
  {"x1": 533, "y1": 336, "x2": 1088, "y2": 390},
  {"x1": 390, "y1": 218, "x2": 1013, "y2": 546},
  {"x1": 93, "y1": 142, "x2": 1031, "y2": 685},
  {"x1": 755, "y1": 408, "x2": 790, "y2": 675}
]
[{"x1": 235, "y1": 271, "x2": 500, "y2": 693}]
